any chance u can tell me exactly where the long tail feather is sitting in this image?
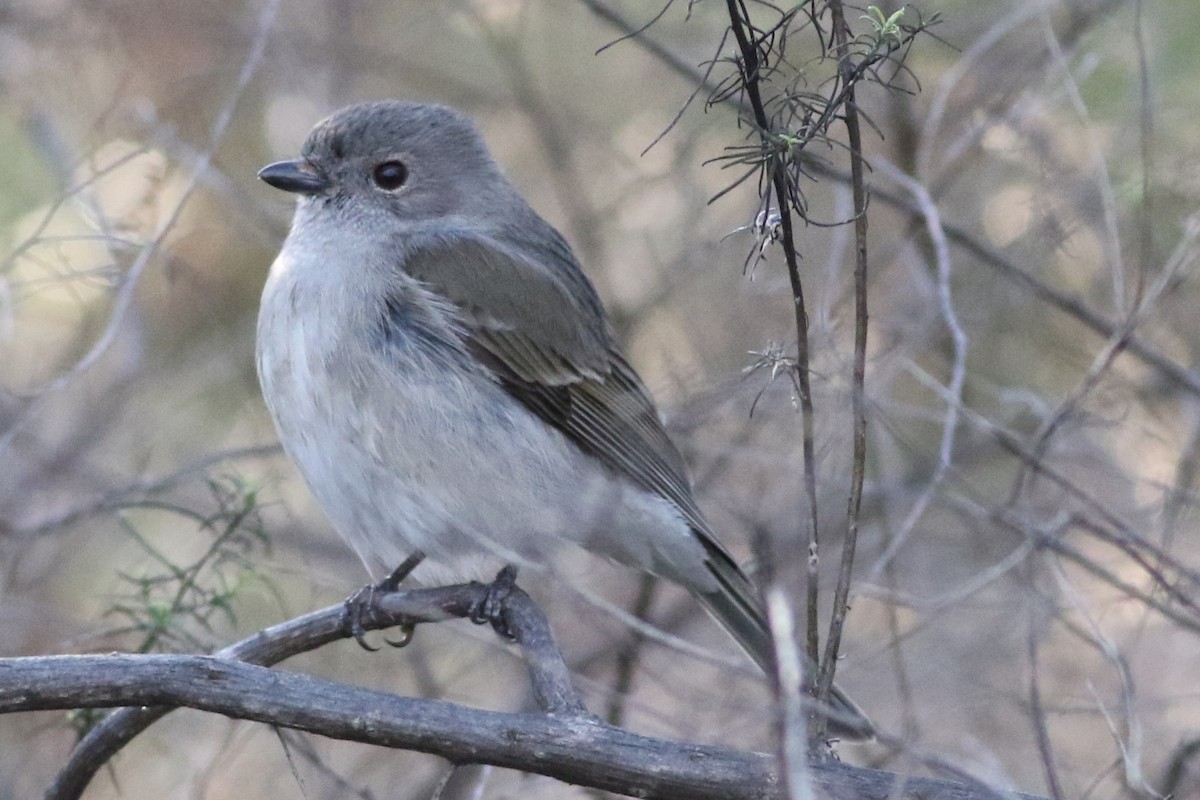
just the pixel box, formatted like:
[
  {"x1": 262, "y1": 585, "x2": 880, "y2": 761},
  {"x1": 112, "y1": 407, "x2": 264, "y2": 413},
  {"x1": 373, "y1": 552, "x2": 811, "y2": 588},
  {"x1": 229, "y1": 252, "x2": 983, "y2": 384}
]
[{"x1": 698, "y1": 543, "x2": 874, "y2": 740}]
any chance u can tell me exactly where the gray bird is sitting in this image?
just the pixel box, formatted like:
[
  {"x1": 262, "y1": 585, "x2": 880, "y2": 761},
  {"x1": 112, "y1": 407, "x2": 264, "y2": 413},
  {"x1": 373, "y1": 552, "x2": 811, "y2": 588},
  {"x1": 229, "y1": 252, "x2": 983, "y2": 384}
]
[{"x1": 256, "y1": 100, "x2": 871, "y2": 739}]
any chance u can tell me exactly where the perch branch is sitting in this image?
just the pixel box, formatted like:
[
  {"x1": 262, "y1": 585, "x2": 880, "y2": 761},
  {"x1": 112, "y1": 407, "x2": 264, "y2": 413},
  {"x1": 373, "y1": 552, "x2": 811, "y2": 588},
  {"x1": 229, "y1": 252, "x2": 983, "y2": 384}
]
[
  {"x1": 0, "y1": 652, "x2": 1050, "y2": 800},
  {"x1": 44, "y1": 579, "x2": 582, "y2": 800}
]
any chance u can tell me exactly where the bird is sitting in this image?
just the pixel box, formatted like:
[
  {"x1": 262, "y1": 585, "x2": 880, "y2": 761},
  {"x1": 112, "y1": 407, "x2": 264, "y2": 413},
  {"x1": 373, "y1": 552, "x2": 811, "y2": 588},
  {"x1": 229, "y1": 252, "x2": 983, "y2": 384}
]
[{"x1": 255, "y1": 99, "x2": 871, "y2": 739}]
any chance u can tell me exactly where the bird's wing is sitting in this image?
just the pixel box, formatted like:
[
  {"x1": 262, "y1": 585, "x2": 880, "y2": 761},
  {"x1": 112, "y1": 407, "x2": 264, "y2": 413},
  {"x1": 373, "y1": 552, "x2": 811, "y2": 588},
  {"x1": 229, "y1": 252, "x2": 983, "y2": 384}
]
[
  {"x1": 397, "y1": 224, "x2": 714, "y2": 543},
  {"x1": 395, "y1": 226, "x2": 876, "y2": 740},
  {"x1": 398, "y1": 224, "x2": 611, "y2": 383}
]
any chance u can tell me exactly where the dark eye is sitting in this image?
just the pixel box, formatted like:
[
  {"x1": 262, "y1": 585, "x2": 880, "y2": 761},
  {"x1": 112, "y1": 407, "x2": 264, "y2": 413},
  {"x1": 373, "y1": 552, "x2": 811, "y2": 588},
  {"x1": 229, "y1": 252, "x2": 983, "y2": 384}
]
[{"x1": 372, "y1": 160, "x2": 408, "y2": 190}]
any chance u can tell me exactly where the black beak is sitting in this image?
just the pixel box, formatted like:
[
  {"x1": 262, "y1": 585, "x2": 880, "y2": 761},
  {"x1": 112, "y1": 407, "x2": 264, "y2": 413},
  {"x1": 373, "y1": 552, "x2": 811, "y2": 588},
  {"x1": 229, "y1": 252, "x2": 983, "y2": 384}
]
[{"x1": 258, "y1": 160, "x2": 328, "y2": 195}]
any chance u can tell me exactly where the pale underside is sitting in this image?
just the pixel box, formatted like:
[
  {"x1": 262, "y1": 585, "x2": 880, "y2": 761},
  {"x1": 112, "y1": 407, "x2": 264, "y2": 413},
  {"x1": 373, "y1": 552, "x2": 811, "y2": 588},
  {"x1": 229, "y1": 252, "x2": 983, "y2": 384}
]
[{"x1": 256, "y1": 220, "x2": 716, "y2": 592}]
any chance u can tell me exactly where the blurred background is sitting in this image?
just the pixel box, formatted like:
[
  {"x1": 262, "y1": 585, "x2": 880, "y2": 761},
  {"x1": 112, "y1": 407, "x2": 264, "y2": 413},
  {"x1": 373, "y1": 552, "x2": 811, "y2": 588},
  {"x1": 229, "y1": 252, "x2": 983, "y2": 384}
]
[{"x1": 2, "y1": 0, "x2": 1199, "y2": 797}]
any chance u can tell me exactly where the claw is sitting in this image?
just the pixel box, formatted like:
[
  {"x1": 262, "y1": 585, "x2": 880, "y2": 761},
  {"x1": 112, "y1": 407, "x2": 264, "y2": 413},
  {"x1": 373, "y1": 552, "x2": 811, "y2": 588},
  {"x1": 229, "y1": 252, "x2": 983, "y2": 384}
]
[
  {"x1": 469, "y1": 565, "x2": 519, "y2": 640},
  {"x1": 343, "y1": 583, "x2": 383, "y2": 652},
  {"x1": 383, "y1": 623, "x2": 416, "y2": 648},
  {"x1": 341, "y1": 551, "x2": 426, "y2": 650}
]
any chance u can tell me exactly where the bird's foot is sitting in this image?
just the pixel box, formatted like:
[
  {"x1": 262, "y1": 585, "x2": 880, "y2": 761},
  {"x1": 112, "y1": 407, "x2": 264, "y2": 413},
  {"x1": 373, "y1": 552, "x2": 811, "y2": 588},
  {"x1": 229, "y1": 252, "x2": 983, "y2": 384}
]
[
  {"x1": 343, "y1": 551, "x2": 426, "y2": 651},
  {"x1": 469, "y1": 564, "x2": 519, "y2": 641}
]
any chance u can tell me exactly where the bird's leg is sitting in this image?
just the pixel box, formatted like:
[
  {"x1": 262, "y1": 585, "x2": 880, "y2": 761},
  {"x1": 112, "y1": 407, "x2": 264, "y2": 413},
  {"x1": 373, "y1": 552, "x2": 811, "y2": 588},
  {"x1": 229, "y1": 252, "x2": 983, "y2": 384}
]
[
  {"x1": 469, "y1": 564, "x2": 519, "y2": 640},
  {"x1": 343, "y1": 551, "x2": 426, "y2": 651}
]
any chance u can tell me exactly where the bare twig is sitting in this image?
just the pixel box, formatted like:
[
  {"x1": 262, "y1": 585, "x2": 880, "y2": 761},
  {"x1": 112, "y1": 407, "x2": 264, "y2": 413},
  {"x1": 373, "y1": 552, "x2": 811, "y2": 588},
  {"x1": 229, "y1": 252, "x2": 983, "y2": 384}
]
[
  {"x1": 12, "y1": 443, "x2": 281, "y2": 536},
  {"x1": 580, "y1": 0, "x2": 708, "y2": 92},
  {"x1": 816, "y1": 0, "x2": 868, "y2": 742},
  {"x1": 765, "y1": 586, "x2": 815, "y2": 800},
  {"x1": 906, "y1": 365, "x2": 1200, "y2": 631},
  {"x1": 46, "y1": 580, "x2": 585, "y2": 800},
  {"x1": 580, "y1": 0, "x2": 1200, "y2": 403},
  {"x1": 1026, "y1": 604, "x2": 1065, "y2": 800},
  {"x1": 605, "y1": 573, "x2": 659, "y2": 727},
  {"x1": 18, "y1": 588, "x2": 1052, "y2": 800},
  {"x1": 18, "y1": 653, "x2": 761, "y2": 800},
  {"x1": 722, "y1": 0, "x2": 824, "y2": 730},
  {"x1": 1050, "y1": 554, "x2": 1157, "y2": 798},
  {"x1": 866, "y1": 160, "x2": 966, "y2": 579},
  {"x1": 1007, "y1": 218, "x2": 1200, "y2": 508},
  {"x1": 0, "y1": 0, "x2": 282, "y2": 458}
]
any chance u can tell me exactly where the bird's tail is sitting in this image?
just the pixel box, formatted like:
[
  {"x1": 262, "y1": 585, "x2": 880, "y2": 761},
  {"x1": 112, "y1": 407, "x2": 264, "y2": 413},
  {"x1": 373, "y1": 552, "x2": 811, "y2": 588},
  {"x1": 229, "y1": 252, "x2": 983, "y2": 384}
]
[{"x1": 698, "y1": 543, "x2": 874, "y2": 740}]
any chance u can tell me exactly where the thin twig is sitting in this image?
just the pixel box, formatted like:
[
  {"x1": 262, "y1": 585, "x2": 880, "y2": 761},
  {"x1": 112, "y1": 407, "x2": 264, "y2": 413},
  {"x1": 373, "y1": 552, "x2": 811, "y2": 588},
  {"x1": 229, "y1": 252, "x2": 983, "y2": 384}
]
[
  {"x1": 1026, "y1": 602, "x2": 1065, "y2": 800},
  {"x1": 866, "y1": 160, "x2": 966, "y2": 579},
  {"x1": 723, "y1": 0, "x2": 824, "y2": 712},
  {"x1": 584, "y1": 0, "x2": 1200, "y2": 403},
  {"x1": 13, "y1": 443, "x2": 282, "y2": 536},
  {"x1": 0, "y1": 0, "x2": 282, "y2": 458},
  {"x1": 46, "y1": 580, "x2": 587, "y2": 800},
  {"x1": 605, "y1": 574, "x2": 659, "y2": 727},
  {"x1": 815, "y1": 0, "x2": 868, "y2": 742}
]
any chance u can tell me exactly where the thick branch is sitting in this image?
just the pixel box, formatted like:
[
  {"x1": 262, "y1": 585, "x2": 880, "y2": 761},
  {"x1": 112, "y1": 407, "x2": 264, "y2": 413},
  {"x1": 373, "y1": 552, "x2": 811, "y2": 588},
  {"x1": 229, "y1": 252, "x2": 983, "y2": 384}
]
[
  {"x1": 2, "y1": 653, "x2": 1045, "y2": 800},
  {"x1": 46, "y1": 580, "x2": 583, "y2": 800}
]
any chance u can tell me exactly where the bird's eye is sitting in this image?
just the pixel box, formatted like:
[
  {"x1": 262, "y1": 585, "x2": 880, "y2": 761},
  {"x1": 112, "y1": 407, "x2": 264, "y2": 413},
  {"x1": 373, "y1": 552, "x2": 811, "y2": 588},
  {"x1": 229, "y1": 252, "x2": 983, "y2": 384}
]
[{"x1": 372, "y1": 161, "x2": 408, "y2": 191}]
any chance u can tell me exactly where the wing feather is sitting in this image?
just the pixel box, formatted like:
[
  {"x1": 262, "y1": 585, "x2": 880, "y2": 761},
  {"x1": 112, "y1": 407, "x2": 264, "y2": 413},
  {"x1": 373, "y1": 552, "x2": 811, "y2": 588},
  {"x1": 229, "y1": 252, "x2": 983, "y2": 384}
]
[
  {"x1": 394, "y1": 227, "x2": 876, "y2": 737},
  {"x1": 398, "y1": 227, "x2": 718, "y2": 544}
]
